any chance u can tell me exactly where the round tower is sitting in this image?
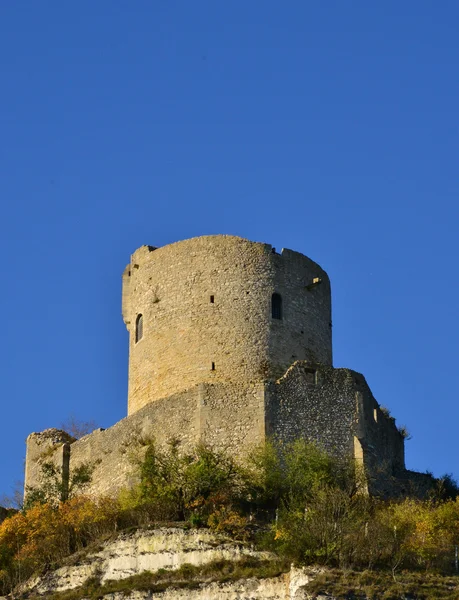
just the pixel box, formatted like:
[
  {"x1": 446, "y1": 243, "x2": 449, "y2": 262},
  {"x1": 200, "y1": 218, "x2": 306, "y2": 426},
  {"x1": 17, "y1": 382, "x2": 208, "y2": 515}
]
[{"x1": 122, "y1": 235, "x2": 332, "y2": 415}]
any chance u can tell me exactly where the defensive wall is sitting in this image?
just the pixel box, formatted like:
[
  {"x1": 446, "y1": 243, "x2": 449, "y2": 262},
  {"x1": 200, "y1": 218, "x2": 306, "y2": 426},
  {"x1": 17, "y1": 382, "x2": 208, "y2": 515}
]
[{"x1": 25, "y1": 361, "x2": 430, "y2": 499}]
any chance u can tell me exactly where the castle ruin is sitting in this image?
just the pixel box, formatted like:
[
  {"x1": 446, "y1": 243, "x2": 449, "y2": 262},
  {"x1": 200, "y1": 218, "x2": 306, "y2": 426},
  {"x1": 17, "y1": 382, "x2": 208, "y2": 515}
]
[{"x1": 25, "y1": 235, "x2": 432, "y2": 498}]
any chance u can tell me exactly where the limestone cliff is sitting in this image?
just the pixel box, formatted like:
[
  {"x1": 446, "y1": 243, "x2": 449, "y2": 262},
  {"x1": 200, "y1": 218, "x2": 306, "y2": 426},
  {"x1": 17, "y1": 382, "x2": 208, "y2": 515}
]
[
  {"x1": 9, "y1": 527, "x2": 458, "y2": 599},
  {"x1": 19, "y1": 527, "x2": 316, "y2": 599}
]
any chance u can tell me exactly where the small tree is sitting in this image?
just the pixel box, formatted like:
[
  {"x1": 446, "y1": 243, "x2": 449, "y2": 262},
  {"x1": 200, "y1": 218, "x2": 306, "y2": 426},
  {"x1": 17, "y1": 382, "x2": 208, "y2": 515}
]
[
  {"x1": 24, "y1": 461, "x2": 96, "y2": 509},
  {"x1": 60, "y1": 415, "x2": 99, "y2": 440},
  {"x1": 137, "y1": 439, "x2": 244, "y2": 523}
]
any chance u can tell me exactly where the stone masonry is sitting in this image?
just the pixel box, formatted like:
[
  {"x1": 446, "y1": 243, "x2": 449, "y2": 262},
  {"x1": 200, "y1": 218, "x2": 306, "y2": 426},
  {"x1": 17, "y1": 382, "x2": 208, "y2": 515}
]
[
  {"x1": 24, "y1": 235, "x2": 433, "y2": 499},
  {"x1": 122, "y1": 236, "x2": 332, "y2": 414}
]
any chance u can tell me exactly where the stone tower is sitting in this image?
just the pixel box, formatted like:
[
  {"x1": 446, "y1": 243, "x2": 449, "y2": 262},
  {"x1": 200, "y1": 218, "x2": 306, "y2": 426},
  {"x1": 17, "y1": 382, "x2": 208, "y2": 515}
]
[
  {"x1": 25, "y1": 234, "x2": 433, "y2": 502},
  {"x1": 122, "y1": 235, "x2": 332, "y2": 415}
]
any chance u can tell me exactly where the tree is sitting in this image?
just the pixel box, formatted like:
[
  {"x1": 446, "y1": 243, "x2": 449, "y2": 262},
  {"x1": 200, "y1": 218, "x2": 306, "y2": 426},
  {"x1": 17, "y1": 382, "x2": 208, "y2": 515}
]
[
  {"x1": 59, "y1": 415, "x2": 100, "y2": 439},
  {"x1": 24, "y1": 461, "x2": 97, "y2": 509}
]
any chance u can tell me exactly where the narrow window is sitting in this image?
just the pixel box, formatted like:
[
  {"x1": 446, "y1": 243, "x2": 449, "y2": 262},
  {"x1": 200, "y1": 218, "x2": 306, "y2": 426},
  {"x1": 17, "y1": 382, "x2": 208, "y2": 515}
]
[
  {"x1": 304, "y1": 368, "x2": 316, "y2": 385},
  {"x1": 135, "y1": 314, "x2": 143, "y2": 343},
  {"x1": 210, "y1": 295, "x2": 215, "y2": 303},
  {"x1": 211, "y1": 362, "x2": 215, "y2": 371},
  {"x1": 271, "y1": 293, "x2": 282, "y2": 320}
]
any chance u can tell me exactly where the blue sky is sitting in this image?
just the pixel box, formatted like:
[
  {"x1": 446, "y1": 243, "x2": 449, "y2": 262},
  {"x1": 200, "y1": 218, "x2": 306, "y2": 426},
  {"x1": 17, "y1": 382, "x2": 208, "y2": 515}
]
[{"x1": 1, "y1": 1, "x2": 458, "y2": 501}]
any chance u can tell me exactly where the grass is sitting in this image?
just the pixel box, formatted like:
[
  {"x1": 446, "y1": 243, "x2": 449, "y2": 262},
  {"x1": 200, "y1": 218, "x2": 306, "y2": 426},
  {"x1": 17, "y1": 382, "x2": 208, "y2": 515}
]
[
  {"x1": 20, "y1": 551, "x2": 459, "y2": 599},
  {"x1": 26, "y1": 557, "x2": 290, "y2": 600},
  {"x1": 304, "y1": 568, "x2": 459, "y2": 600}
]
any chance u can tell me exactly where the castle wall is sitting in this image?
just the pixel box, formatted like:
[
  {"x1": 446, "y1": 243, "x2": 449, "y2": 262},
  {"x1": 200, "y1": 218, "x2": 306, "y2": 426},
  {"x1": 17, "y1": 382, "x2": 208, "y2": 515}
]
[
  {"x1": 24, "y1": 429, "x2": 75, "y2": 498},
  {"x1": 122, "y1": 236, "x2": 331, "y2": 415},
  {"x1": 25, "y1": 366, "x2": 410, "y2": 500},
  {"x1": 266, "y1": 362, "x2": 406, "y2": 496},
  {"x1": 266, "y1": 363, "x2": 356, "y2": 458},
  {"x1": 70, "y1": 382, "x2": 268, "y2": 497},
  {"x1": 354, "y1": 377, "x2": 405, "y2": 474},
  {"x1": 197, "y1": 382, "x2": 266, "y2": 452},
  {"x1": 68, "y1": 388, "x2": 200, "y2": 497},
  {"x1": 24, "y1": 382, "x2": 269, "y2": 498}
]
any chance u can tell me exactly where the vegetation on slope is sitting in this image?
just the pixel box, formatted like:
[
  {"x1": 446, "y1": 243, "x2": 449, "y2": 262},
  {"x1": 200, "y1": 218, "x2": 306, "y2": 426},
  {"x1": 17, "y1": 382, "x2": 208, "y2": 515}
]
[
  {"x1": 28, "y1": 557, "x2": 289, "y2": 600},
  {"x1": 1, "y1": 440, "x2": 459, "y2": 598}
]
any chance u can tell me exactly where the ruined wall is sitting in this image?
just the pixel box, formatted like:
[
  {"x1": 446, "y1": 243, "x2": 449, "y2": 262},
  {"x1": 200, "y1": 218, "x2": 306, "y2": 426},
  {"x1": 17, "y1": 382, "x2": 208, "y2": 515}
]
[
  {"x1": 267, "y1": 363, "x2": 356, "y2": 457},
  {"x1": 122, "y1": 235, "x2": 331, "y2": 415},
  {"x1": 267, "y1": 361, "x2": 406, "y2": 495},
  {"x1": 65, "y1": 388, "x2": 200, "y2": 497},
  {"x1": 25, "y1": 382, "x2": 271, "y2": 498},
  {"x1": 354, "y1": 377, "x2": 405, "y2": 472},
  {"x1": 25, "y1": 368, "x2": 411, "y2": 500},
  {"x1": 24, "y1": 429, "x2": 75, "y2": 496}
]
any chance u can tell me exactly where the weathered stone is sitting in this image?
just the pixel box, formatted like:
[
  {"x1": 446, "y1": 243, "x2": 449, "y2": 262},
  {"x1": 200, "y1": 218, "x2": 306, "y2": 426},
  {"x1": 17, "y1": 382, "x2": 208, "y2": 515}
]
[
  {"x1": 22, "y1": 528, "x2": 277, "y2": 596},
  {"x1": 24, "y1": 235, "x2": 433, "y2": 501},
  {"x1": 122, "y1": 236, "x2": 332, "y2": 414}
]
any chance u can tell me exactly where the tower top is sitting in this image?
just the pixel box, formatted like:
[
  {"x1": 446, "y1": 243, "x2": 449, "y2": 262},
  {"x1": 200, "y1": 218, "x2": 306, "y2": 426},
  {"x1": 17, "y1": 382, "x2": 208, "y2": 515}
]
[{"x1": 122, "y1": 235, "x2": 332, "y2": 415}]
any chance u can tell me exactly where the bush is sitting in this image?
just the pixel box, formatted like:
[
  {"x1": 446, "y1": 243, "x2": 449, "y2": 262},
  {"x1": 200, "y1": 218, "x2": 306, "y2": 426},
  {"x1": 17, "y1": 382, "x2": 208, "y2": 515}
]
[
  {"x1": 138, "y1": 439, "x2": 246, "y2": 524},
  {"x1": 0, "y1": 496, "x2": 119, "y2": 594},
  {"x1": 3, "y1": 438, "x2": 459, "y2": 597}
]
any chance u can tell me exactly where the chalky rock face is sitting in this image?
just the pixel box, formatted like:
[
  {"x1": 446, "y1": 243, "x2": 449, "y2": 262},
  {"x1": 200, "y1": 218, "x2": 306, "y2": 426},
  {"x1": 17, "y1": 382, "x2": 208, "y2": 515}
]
[{"x1": 122, "y1": 235, "x2": 332, "y2": 415}]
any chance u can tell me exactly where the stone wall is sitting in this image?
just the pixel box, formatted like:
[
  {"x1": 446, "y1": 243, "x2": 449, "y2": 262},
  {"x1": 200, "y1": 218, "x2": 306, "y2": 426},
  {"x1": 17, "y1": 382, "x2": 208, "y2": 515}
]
[
  {"x1": 60, "y1": 388, "x2": 200, "y2": 498},
  {"x1": 122, "y1": 236, "x2": 332, "y2": 415},
  {"x1": 25, "y1": 363, "x2": 417, "y2": 500},
  {"x1": 24, "y1": 429, "x2": 75, "y2": 497},
  {"x1": 199, "y1": 381, "x2": 266, "y2": 452},
  {"x1": 25, "y1": 382, "x2": 270, "y2": 498},
  {"x1": 267, "y1": 363, "x2": 356, "y2": 457},
  {"x1": 266, "y1": 361, "x2": 406, "y2": 496}
]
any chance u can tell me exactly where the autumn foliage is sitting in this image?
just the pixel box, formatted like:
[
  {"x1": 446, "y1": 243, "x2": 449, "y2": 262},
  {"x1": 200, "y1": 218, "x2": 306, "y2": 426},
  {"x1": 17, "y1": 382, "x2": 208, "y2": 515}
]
[
  {"x1": 0, "y1": 440, "x2": 458, "y2": 597},
  {"x1": 0, "y1": 496, "x2": 118, "y2": 594}
]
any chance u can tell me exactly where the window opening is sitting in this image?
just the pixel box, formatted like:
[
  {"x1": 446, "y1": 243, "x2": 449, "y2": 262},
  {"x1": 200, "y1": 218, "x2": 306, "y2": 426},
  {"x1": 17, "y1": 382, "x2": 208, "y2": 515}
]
[
  {"x1": 211, "y1": 362, "x2": 215, "y2": 371},
  {"x1": 210, "y1": 295, "x2": 215, "y2": 303},
  {"x1": 304, "y1": 368, "x2": 316, "y2": 385},
  {"x1": 135, "y1": 314, "x2": 143, "y2": 343},
  {"x1": 271, "y1": 293, "x2": 283, "y2": 320}
]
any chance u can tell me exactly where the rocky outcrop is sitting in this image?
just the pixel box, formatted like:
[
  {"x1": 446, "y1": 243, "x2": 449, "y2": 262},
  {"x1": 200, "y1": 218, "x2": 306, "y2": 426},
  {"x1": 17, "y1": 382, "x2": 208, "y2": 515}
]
[
  {"x1": 78, "y1": 572, "x2": 317, "y2": 599},
  {"x1": 22, "y1": 528, "x2": 286, "y2": 597},
  {"x1": 24, "y1": 527, "x2": 433, "y2": 599}
]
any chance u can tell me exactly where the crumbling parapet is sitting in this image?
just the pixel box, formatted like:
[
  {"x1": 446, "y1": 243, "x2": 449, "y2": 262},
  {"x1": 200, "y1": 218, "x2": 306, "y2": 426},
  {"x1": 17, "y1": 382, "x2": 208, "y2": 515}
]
[{"x1": 24, "y1": 428, "x2": 75, "y2": 500}]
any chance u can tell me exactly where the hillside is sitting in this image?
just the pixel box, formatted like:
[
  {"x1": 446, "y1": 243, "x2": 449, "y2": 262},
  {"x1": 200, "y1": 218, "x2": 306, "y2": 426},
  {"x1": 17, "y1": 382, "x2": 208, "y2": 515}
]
[
  {"x1": 2, "y1": 440, "x2": 459, "y2": 599},
  {"x1": 4, "y1": 527, "x2": 459, "y2": 600}
]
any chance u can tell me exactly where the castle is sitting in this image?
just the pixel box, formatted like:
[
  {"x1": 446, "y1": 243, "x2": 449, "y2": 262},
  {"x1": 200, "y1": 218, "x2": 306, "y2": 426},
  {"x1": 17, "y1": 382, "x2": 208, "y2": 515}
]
[{"x1": 24, "y1": 235, "x2": 432, "y2": 498}]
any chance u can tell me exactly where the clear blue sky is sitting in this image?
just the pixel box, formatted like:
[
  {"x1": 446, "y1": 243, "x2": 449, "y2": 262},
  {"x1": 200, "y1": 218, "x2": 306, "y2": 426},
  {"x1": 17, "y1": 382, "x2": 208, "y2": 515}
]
[{"x1": 1, "y1": 2, "x2": 458, "y2": 500}]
